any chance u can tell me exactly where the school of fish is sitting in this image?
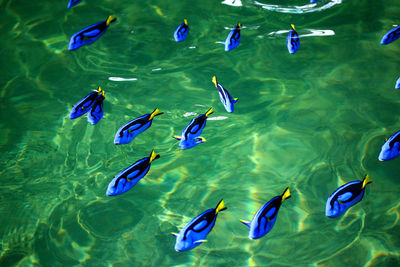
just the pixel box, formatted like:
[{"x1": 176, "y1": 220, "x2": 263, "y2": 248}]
[{"x1": 66, "y1": 0, "x2": 400, "y2": 253}]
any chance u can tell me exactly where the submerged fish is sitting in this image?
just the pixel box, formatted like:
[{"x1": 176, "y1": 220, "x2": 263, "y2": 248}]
[
  {"x1": 114, "y1": 108, "x2": 164, "y2": 145},
  {"x1": 106, "y1": 150, "x2": 160, "y2": 196},
  {"x1": 174, "y1": 19, "x2": 189, "y2": 42},
  {"x1": 217, "y1": 22, "x2": 241, "y2": 51},
  {"x1": 68, "y1": 16, "x2": 117, "y2": 51},
  {"x1": 212, "y1": 76, "x2": 238, "y2": 113},
  {"x1": 310, "y1": 0, "x2": 319, "y2": 3},
  {"x1": 69, "y1": 87, "x2": 103, "y2": 119},
  {"x1": 173, "y1": 107, "x2": 213, "y2": 149},
  {"x1": 380, "y1": 25, "x2": 400, "y2": 45},
  {"x1": 87, "y1": 91, "x2": 105, "y2": 125},
  {"x1": 379, "y1": 130, "x2": 400, "y2": 161},
  {"x1": 240, "y1": 187, "x2": 291, "y2": 239},
  {"x1": 67, "y1": 0, "x2": 82, "y2": 8},
  {"x1": 395, "y1": 77, "x2": 400, "y2": 89},
  {"x1": 325, "y1": 174, "x2": 372, "y2": 218},
  {"x1": 287, "y1": 24, "x2": 300, "y2": 54},
  {"x1": 173, "y1": 200, "x2": 227, "y2": 252}
]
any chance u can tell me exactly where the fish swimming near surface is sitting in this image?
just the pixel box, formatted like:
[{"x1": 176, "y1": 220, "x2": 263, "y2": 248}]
[
  {"x1": 379, "y1": 130, "x2": 400, "y2": 161},
  {"x1": 67, "y1": 0, "x2": 82, "y2": 8},
  {"x1": 380, "y1": 25, "x2": 400, "y2": 45},
  {"x1": 69, "y1": 87, "x2": 103, "y2": 119},
  {"x1": 87, "y1": 90, "x2": 105, "y2": 125},
  {"x1": 395, "y1": 77, "x2": 400, "y2": 89},
  {"x1": 325, "y1": 174, "x2": 372, "y2": 218},
  {"x1": 173, "y1": 200, "x2": 227, "y2": 252},
  {"x1": 217, "y1": 22, "x2": 241, "y2": 51},
  {"x1": 212, "y1": 76, "x2": 238, "y2": 113},
  {"x1": 173, "y1": 107, "x2": 213, "y2": 149},
  {"x1": 68, "y1": 16, "x2": 117, "y2": 51},
  {"x1": 174, "y1": 19, "x2": 189, "y2": 42},
  {"x1": 114, "y1": 108, "x2": 164, "y2": 145},
  {"x1": 240, "y1": 187, "x2": 291, "y2": 239},
  {"x1": 287, "y1": 24, "x2": 300, "y2": 54},
  {"x1": 310, "y1": 0, "x2": 319, "y2": 3},
  {"x1": 106, "y1": 150, "x2": 160, "y2": 196}
]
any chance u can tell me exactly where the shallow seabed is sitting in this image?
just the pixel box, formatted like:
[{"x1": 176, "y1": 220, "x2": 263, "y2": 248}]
[{"x1": 1, "y1": 0, "x2": 400, "y2": 266}]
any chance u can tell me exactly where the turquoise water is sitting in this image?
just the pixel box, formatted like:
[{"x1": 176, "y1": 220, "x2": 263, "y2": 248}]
[{"x1": 1, "y1": 0, "x2": 400, "y2": 266}]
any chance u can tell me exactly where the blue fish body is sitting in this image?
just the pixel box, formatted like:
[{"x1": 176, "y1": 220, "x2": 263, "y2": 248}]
[
  {"x1": 380, "y1": 26, "x2": 400, "y2": 45},
  {"x1": 287, "y1": 24, "x2": 300, "y2": 54},
  {"x1": 174, "y1": 19, "x2": 189, "y2": 42},
  {"x1": 179, "y1": 108, "x2": 213, "y2": 141},
  {"x1": 325, "y1": 175, "x2": 372, "y2": 218},
  {"x1": 212, "y1": 76, "x2": 237, "y2": 113},
  {"x1": 174, "y1": 200, "x2": 227, "y2": 252},
  {"x1": 310, "y1": 0, "x2": 319, "y2": 3},
  {"x1": 395, "y1": 77, "x2": 400, "y2": 89},
  {"x1": 379, "y1": 130, "x2": 400, "y2": 161},
  {"x1": 68, "y1": 16, "x2": 116, "y2": 51},
  {"x1": 67, "y1": 0, "x2": 82, "y2": 8},
  {"x1": 114, "y1": 109, "x2": 163, "y2": 145},
  {"x1": 69, "y1": 87, "x2": 103, "y2": 119},
  {"x1": 241, "y1": 188, "x2": 291, "y2": 239},
  {"x1": 106, "y1": 151, "x2": 160, "y2": 196},
  {"x1": 222, "y1": 23, "x2": 241, "y2": 51},
  {"x1": 87, "y1": 94, "x2": 105, "y2": 125}
]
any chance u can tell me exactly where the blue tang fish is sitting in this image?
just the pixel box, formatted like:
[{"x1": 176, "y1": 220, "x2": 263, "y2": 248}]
[
  {"x1": 287, "y1": 24, "x2": 300, "y2": 54},
  {"x1": 114, "y1": 108, "x2": 164, "y2": 145},
  {"x1": 395, "y1": 77, "x2": 400, "y2": 89},
  {"x1": 325, "y1": 174, "x2": 372, "y2": 218},
  {"x1": 67, "y1": 0, "x2": 82, "y2": 8},
  {"x1": 174, "y1": 19, "x2": 189, "y2": 42},
  {"x1": 212, "y1": 76, "x2": 238, "y2": 113},
  {"x1": 217, "y1": 22, "x2": 241, "y2": 52},
  {"x1": 380, "y1": 25, "x2": 400, "y2": 45},
  {"x1": 310, "y1": 0, "x2": 319, "y2": 3},
  {"x1": 69, "y1": 87, "x2": 103, "y2": 119},
  {"x1": 87, "y1": 90, "x2": 105, "y2": 125},
  {"x1": 173, "y1": 200, "x2": 227, "y2": 252},
  {"x1": 68, "y1": 16, "x2": 117, "y2": 51},
  {"x1": 240, "y1": 187, "x2": 291, "y2": 239},
  {"x1": 106, "y1": 150, "x2": 160, "y2": 196},
  {"x1": 379, "y1": 130, "x2": 400, "y2": 161},
  {"x1": 173, "y1": 107, "x2": 213, "y2": 149}
]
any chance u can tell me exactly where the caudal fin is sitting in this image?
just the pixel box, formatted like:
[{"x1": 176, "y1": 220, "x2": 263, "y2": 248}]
[
  {"x1": 212, "y1": 76, "x2": 218, "y2": 87},
  {"x1": 149, "y1": 108, "x2": 164, "y2": 120},
  {"x1": 205, "y1": 107, "x2": 213, "y2": 117},
  {"x1": 106, "y1": 16, "x2": 117, "y2": 26},
  {"x1": 281, "y1": 187, "x2": 291, "y2": 202},
  {"x1": 149, "y1": 150, "x2": 160, "y2": 163},
  {"x1": 215, "y1": 199, "x2": 227, "y2": 214},
  {"x1": 361, "y1": 174, "x2": 372, "y2": 189}
]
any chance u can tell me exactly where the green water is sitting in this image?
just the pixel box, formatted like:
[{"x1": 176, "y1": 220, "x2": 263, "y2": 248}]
[{"x1": 1, "y1": 0, "x2": 400, "y2": 266}]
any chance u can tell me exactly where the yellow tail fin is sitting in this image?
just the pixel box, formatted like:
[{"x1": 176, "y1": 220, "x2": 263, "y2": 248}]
[
  {"x1": 215, "y1": 199, "x2": 227, "y2": 214},
  {"x1": 291, "y1": 24, "x2": 296, "y2": 31},
  {"x1": 149, "y1": 150, "x2": 160, "y2": 163},
  {"x1": 106, "y1": 16, "x2": 117, "y2": 26},
  {"x1": 281, "y1": 187, "x2": 291, "y2": 202},
  {"x1": 205, "y1": 107, "x2": 213, "y2": 117},
  {"x1": 184, "y1": 19, "x2": 188, "y2": 25},
  {"x1": 212, "y1": 76, "x2": 218, "y2": 87},
  {"x1": 237, "y1": 22, "x2": 242, "y2": 27},
  {"x1": 149, "y1": 108, "x2": 164, "y2": 120},
  {"x1": 361, "y1": 174, "x2": 372, "y2": 189}
]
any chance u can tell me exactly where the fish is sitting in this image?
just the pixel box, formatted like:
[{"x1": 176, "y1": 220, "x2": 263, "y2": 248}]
[
  {"x1": 240, "y1": 187, "x2": 291, "y2": 239},
  {"x1": 378, "y1": 130, "x2": 400, "y2": 161},
  {"x1": 287, "y1": 24, "x2": 300, "y2": 54},
  {"x1": 173, "y1": 200, "x2": 227, "y2": 252},
  {"x1": 212, "y1": 76, "x2": 238, "y2": 113},
  {"x1": 174, "y1": 19, "x2": 189, "y2": 42},
  {"x1": 217, "y1": 22, "x2": 241, "y2": 51},
  {"x1": 106, "y1": 150, "x2": 160, "y2": 196},
  {"x1": 310, "y1": 0, "x2": 319, "y2": 3},
  {"x1": 69, "y1": 87, "x2": 103, "y2": 119},
  {"x1": 173, "y1": 107, "x2": 213, "y2": 149},
  {"x1": 67, "y1": 0, "x2": 82, "y2": 8},
  {"x1": 87, "y1": 92, "x2": 105, "y2": 125},
  {"x1": 325, "y1": 174, "x2": 372, "y2": 218},
  {"x1": 114, "y1": 108, "x2": 164, "y2": 145},
  {"x1": 380, "y1": 25, "x2": 400, "y2": 45},
  {"x1": 68, "y1": 16, "x2": 117, "y2": 51},
  {"x1": 396, "y1": 77, "x2": 400, "y2": 89}
]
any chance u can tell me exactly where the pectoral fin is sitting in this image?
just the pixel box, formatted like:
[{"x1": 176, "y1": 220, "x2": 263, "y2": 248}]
[
  {"x1": 240, "y1": 220, "x2": 251, "y2": 227},
  {"x1": 171, "y1": 232, "x2": 178, "y2": 237},
  {"x1": 173, "y1": 136, "x2": 182, "y2": 140},
  {"x1": 194, "y1": 240, "x2": 207, "y2": 244}
]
